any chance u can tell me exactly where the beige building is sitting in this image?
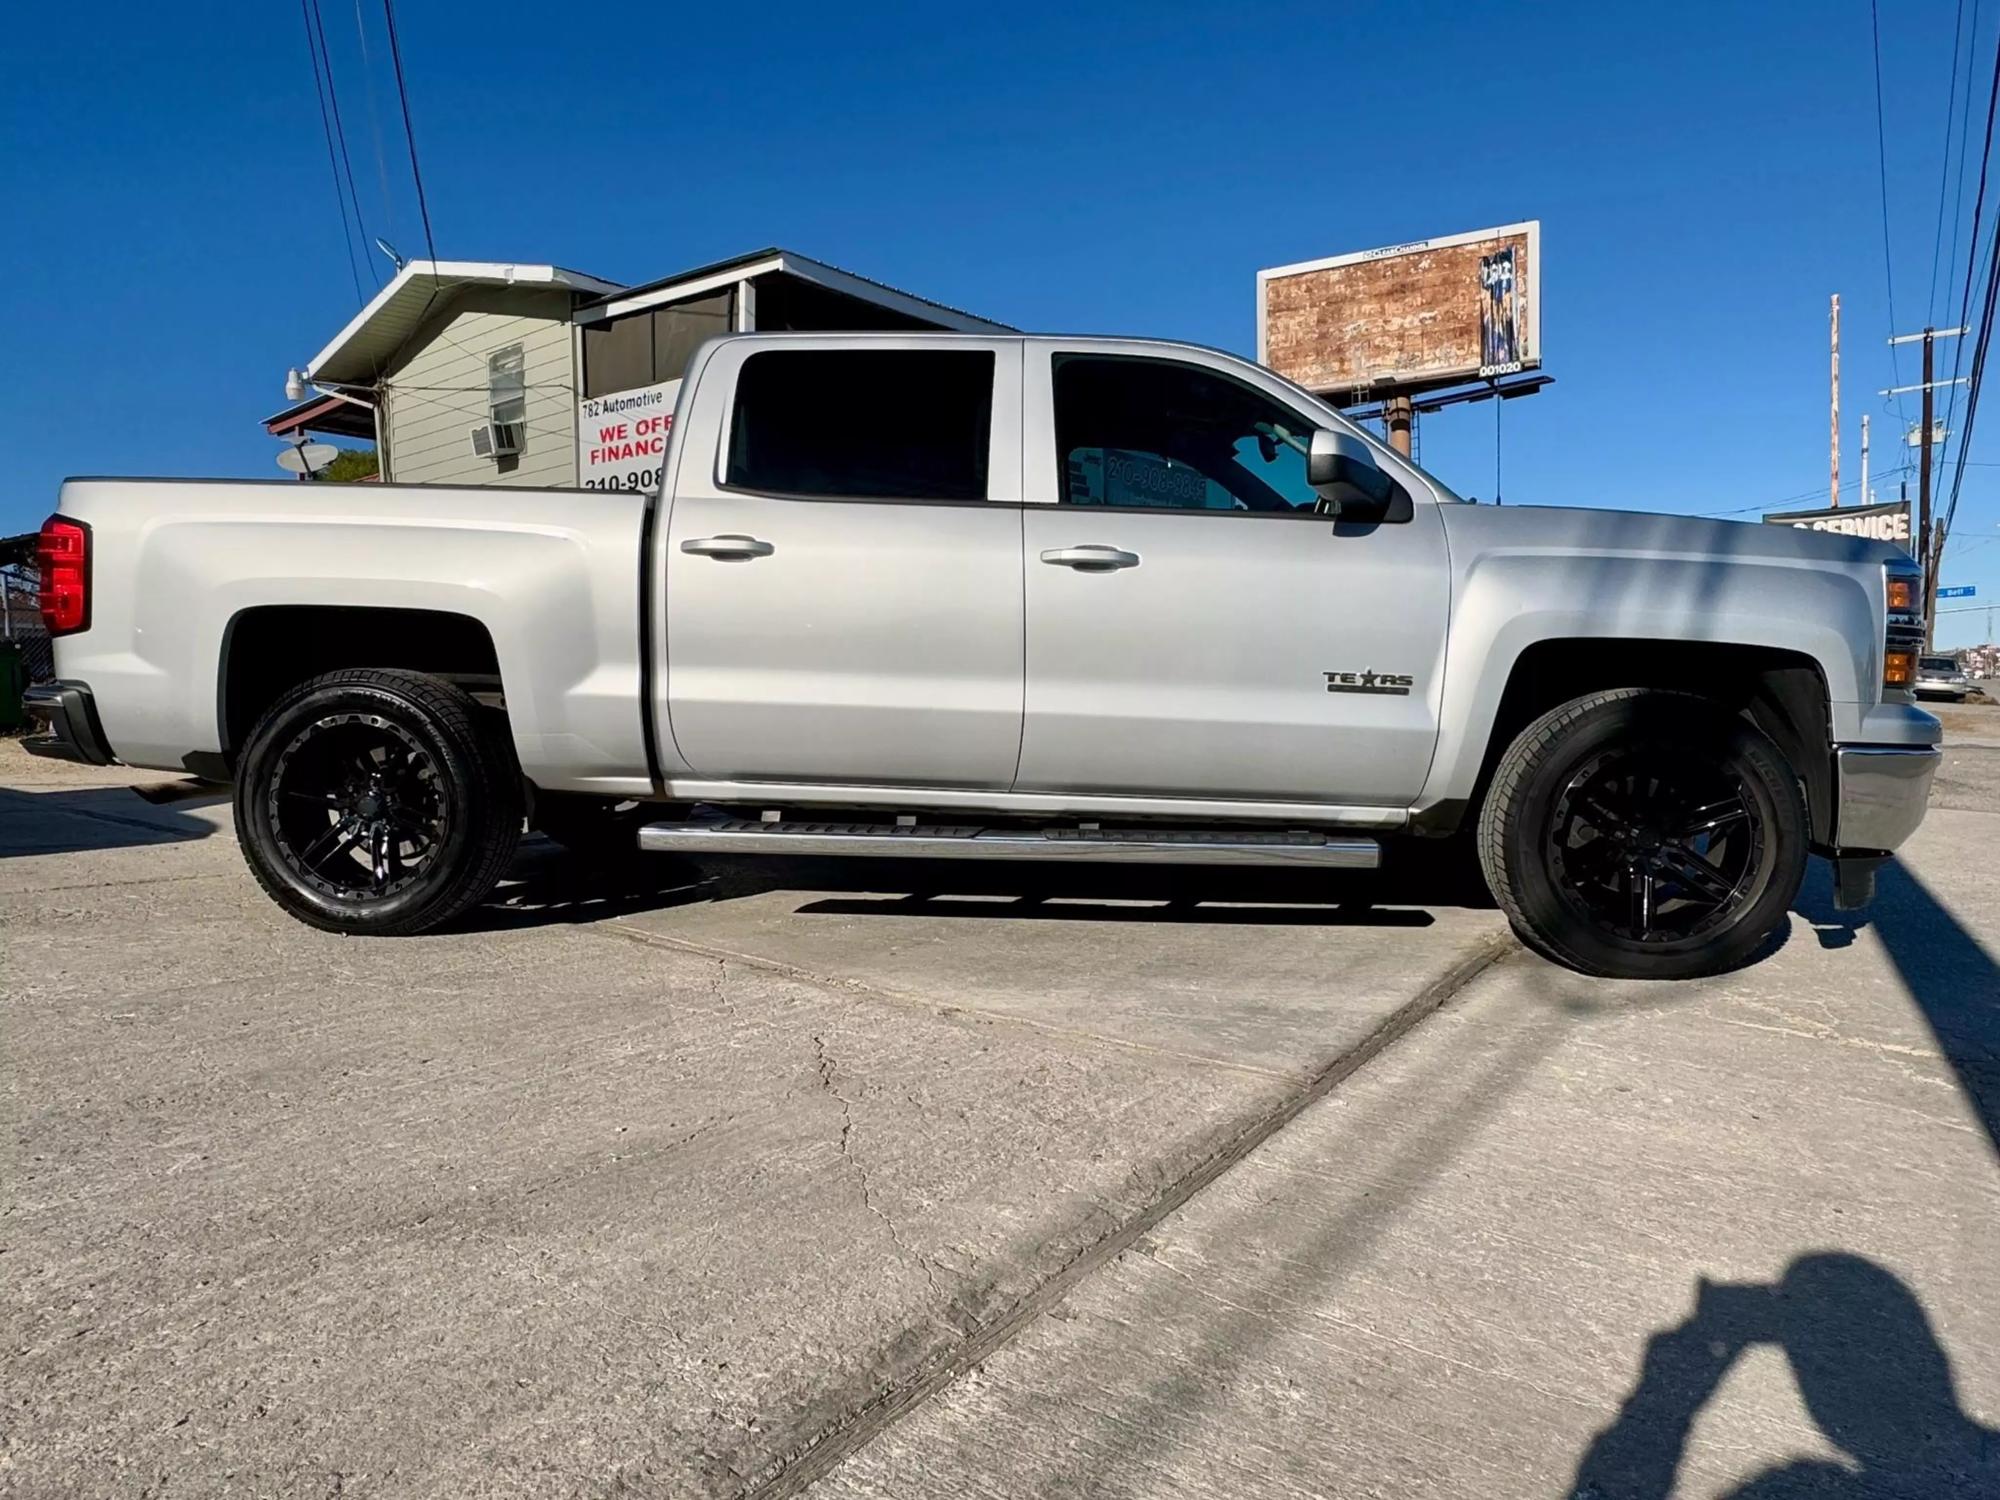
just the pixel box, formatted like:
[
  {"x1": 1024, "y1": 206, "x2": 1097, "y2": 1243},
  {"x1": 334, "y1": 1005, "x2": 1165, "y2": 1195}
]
[{"x1": 265, "y1": 249, "x2": 1011, "y2": 488}]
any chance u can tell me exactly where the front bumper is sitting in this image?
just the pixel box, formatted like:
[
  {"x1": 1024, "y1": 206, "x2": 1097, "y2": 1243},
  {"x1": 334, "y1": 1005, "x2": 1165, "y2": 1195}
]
[
  {"x1": 1832, "y1": 744, "x2": 1940, "y2": 853},
  {"x1": 21, "y1": 680, "x2": 116, "y2": 766}
]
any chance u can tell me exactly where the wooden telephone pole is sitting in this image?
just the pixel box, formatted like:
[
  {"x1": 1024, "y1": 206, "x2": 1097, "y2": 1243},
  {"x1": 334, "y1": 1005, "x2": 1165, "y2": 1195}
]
[
  {"x1": 1829, "y1": 295, "x2": 1840, "y2": 508},
  {"x1": 1885, "y1": 325, "x2": 1968, "y2": 648}
]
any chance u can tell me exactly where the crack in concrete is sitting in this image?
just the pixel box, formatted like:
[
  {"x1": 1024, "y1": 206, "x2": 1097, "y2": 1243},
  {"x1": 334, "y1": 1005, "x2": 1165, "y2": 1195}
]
[
  {"x1": 600, "y1": 920, "x2": 1302, "y2": 1082},
  {"x1": 736, "y1": 931, "x2": 1520, "y2": 1500},
  {"x1": 810, "y1": 1030, "x2": 946, "y2": 1305}
]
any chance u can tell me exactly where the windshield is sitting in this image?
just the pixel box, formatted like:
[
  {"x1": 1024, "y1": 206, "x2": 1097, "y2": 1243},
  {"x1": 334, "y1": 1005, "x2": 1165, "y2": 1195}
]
[{"x1": 1920, "y1": 657, "x2": 1959, "y2": 673}]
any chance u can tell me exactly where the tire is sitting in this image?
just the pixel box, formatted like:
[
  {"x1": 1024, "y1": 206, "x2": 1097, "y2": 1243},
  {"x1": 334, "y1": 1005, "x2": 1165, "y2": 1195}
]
[
  {"x1": 233, "y1": 668, "x2": 522, "y2": 935},
  {"x1": 1476, "y1": 688, "x2": 1807, "y2": 980}
]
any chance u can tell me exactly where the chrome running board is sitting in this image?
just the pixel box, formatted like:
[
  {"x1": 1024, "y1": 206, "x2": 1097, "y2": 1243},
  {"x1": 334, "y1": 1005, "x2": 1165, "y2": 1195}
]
[{"x1": 637, "y1": 817, "x2": 1380, "y2": 869}]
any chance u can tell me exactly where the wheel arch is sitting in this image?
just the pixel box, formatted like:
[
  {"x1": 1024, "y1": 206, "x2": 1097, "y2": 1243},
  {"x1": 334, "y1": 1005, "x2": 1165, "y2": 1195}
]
[
  {"x1": 1417, "y1": 638, "x2": 1836, "y2": 844},
  {"x1": 218, "y1": 605, "x2": 504, "y2": 768}
]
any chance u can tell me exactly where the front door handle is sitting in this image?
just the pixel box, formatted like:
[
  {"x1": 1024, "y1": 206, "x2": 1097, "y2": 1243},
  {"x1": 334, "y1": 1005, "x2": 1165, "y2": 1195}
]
[
  {"x1": 1040, "y1": 545, "x2": 1140, "y2": 571},
  {"x1": 681, "y1": 534, "x2": 774, "y2": 560}
]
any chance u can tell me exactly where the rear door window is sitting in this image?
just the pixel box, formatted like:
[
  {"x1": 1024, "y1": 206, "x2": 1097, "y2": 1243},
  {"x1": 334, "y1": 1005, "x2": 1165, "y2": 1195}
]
[{"x1": 725, "y1": 349, "x2": 995, "y2": 501}]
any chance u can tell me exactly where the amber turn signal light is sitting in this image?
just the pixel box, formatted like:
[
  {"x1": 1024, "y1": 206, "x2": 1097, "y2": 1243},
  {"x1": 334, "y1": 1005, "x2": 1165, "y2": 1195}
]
[
  {"x1": 1885, "y1": 648, "x2": 1917, "y2": 688},
  {"x1": 1886, "y1": 576, "x2": 1917, "y2": 613}
]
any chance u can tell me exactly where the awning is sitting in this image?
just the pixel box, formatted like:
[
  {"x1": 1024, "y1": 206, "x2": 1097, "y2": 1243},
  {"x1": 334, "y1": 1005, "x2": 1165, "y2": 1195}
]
[{"x1": 263, "y1": 393, "x2": 378, "y2": 441}]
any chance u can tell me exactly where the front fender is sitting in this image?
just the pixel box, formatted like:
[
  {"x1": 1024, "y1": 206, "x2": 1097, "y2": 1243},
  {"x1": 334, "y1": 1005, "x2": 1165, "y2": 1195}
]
[{"x1": 1416, "y1": 548, "x2": 1879, "y2": 814}]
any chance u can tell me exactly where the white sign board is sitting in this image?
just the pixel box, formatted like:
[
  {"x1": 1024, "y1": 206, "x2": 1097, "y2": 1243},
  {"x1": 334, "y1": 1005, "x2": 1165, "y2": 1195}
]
[{"x1": 577, "y1": 379, "x2": 680, "y2": 491}]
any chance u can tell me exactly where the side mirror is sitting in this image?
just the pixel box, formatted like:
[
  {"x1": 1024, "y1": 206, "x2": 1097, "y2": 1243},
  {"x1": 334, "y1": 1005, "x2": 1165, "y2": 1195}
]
[{"x1": 1307, "y1": 428, "x2": 1410, "y2": 522}]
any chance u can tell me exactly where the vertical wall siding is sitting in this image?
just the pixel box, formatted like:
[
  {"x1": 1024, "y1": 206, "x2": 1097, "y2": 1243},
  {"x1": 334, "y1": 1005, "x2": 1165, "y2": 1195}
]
[{"x1": 381, "y1": 288, "x2": 579, "y2": 487}]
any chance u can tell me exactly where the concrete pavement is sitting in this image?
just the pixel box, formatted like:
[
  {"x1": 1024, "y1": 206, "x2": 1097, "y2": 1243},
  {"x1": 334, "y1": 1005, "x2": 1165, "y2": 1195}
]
[
  {"x1": 1, "y1": 742, "x2": 1506, "y2": 1499},
  {"x1": 811, "y1": 746, "x2": 2000, "y2": 1497},
  {"x1": 7, "y1": 713, "x2": 1997, "y2": 1498}
]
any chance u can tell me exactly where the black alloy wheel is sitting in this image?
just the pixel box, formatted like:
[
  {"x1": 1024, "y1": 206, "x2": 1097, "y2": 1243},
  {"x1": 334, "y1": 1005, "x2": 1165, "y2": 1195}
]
[
  {"x1": 1546, "y1": 745, "x2": 1763, "y2": 946},
  {"x1": 234, "y1": 669, "x2": 521, "y2": 935},
  {"x1": 266, "y1": 711, "x2": 450, "y2": 901}
]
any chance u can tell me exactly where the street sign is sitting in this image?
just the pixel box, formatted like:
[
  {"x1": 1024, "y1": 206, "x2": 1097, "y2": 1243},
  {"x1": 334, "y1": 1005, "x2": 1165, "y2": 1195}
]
[{"x1": 1939, "y1": 585, "x2": 1977, "y2": 598}]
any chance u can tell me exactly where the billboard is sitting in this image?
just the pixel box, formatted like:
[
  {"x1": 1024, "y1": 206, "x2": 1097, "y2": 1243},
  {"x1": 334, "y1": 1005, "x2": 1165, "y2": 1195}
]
[
  {"x1": 1257, "y1": 221, "x2": 1542, "y2": 398},
  {"x1": 1762, "y1": 499, "x2": 1913, "y2": 553}
]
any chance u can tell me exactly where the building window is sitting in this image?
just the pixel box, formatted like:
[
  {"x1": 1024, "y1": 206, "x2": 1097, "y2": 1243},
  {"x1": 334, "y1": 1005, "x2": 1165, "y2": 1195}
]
[
  {"x1": 582, "y1": 289, "x2": 734, "y2": 398},
  {"x1": 488, "y1": 343, "x2": 526, "y2": 450}
]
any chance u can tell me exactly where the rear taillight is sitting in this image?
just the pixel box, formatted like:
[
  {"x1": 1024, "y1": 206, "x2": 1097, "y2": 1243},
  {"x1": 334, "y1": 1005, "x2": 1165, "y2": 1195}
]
[{"x1": 36, "y1": 516, "x2": 89, "y2": 636}]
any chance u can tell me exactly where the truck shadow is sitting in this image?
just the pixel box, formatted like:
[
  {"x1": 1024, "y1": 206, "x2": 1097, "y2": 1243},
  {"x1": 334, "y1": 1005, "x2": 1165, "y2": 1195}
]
[
  {"x1": 1794, "y1": 857, "x2": 2000, "y2": 1156},
  {"x1": 472, "y1": 835, "x2": 1496, "y2": 932},
  {"x1": 0, "y1": 783, "x2": 224, "y2": 857}
]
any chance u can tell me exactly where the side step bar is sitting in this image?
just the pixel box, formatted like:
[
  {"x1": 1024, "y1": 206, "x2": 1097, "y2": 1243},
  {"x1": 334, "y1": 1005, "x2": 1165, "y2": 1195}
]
[{"x1": 637, "y1": 818, "x2": 1380, "y2": 869}]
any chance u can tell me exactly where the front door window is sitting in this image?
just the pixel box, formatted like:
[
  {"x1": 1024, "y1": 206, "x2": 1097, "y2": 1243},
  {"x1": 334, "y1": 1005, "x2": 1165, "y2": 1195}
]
[{"x1": 1054, "y1": 355, "x2": 1326, "y2": 514}]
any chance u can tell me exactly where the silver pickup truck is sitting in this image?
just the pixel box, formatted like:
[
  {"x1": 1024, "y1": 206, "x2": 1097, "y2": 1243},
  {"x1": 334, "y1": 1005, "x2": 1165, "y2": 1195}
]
[{"x1": 26, "y1": 332, "x2": 1940, "y2": 978}]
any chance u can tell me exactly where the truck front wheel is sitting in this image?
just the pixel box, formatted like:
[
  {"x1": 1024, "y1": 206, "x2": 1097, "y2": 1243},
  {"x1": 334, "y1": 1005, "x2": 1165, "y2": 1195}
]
[
  {"x1": 234, "y1": 668, "x2": 522, "y2": 935},
  {"x1": 1477, "y1": 688, "x2": 1807, "y2": 980}
]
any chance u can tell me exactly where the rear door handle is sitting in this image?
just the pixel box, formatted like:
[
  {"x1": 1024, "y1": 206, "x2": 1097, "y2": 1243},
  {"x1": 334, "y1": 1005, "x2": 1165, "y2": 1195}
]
[
  {"x1": 1040, "y1": 545, "x2": 1140, "y2": 571},
  {"x1": 681, "y1": 534, "x2": 774, "y2": 560}
]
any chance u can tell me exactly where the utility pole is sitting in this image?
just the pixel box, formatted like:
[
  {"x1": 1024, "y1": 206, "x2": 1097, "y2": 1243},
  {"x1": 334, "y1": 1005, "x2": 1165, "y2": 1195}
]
[
  {"x1": 1860, "y1": 413, "x2": 1870, "y2": 509},
  {"x1": 1885, "y1": 325, "x2": 1968, "y2": 648},
  {"x1": 1920, "y1": 330, "x2": 1933, "y2": 639},
  {"x1": 1829, "y1": 294, "x2": 1840, "y2": 508}
]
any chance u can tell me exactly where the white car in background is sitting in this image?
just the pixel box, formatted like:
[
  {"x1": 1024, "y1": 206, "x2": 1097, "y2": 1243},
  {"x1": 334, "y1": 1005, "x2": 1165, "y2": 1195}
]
[{"x1": 1914, "y1": 654, "x2": 1972, "y2": 701}]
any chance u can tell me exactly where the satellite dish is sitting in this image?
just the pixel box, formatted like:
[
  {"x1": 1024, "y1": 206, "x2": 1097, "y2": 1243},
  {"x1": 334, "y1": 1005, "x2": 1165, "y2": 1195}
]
[{"x1": 277, "y1": 442, "x2": 338, "y2": 475}]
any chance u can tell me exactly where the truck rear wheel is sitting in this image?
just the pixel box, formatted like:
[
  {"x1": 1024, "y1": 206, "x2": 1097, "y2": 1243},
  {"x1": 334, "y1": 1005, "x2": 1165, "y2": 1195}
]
[
  {"x1": 234, "y1": 668, "x2": 521, "y2": 935},
  {"x1": 1477, "y1": 688, "x2": 1807, "y2": 980}
]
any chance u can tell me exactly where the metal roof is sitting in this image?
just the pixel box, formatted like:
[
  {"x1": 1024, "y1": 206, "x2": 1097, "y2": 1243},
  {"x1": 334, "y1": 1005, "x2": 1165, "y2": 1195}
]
[
  {"x1": 305, "y1": 260, "x2": 624, "y2": 386},
  {"x1": 578, "y1": 248, "x2": 1014, "y2": 333}
]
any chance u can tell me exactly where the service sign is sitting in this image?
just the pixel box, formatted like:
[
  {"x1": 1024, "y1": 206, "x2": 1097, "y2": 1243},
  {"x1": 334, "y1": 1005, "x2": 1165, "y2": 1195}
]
[
  {"x1": 577, "y1": 379, "x2": 680, "y2": 492},
  {"x1": 1761, "y1": 499, "x2": 1913, "y2": 552}
]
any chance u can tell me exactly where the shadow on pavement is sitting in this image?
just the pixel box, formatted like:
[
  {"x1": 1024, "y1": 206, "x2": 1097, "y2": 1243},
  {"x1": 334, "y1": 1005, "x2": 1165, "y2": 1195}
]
[
  {"x1": 0, "y1": 785, "x2": 222, "y2": 858},
  {"x1": 1569, "y1": 1254, "x2": 1999, "y2": 1498},
  {"x1": 946, "y1": 964, "x2": 1634, "y2": 1497},
  {"x1": 469, "y1": 832, "x2": 1494, "y2": 933},
  {"x1": 1797, "y1": 859, "x2": 2000, "y2": 1155}
]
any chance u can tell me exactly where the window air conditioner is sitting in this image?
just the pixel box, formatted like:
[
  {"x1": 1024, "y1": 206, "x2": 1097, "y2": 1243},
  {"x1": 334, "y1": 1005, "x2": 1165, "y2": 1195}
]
[{"x1": 469, "y1": 421, "x2": 523, "y2": 460}]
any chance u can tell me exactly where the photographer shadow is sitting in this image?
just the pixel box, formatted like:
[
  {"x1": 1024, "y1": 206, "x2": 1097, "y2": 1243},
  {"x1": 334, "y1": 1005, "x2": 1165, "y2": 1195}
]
[{"x1": 1569, "y1": 1253, "x2": 1998, "y2": 1498}]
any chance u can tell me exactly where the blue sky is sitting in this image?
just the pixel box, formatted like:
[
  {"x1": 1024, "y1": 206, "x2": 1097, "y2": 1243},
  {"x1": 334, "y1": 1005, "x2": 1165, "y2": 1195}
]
[{"x1": 6, "y1": 0, "x2": 2000, "y2": 644}]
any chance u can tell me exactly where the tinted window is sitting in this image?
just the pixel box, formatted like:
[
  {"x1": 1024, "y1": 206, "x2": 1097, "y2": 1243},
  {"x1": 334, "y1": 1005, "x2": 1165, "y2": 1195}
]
[
  {"x1": 1054, "y1": 356, "x2": 1325, "y2": 513},
  {"x1": 726, "y1": 349, "x2": 994, "y2": 500}
]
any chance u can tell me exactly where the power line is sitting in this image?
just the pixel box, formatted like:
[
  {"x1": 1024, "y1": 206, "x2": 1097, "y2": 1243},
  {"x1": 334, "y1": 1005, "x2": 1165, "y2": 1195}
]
[
  {"x1": 1941, "y1": 11, "x2": 2000, "y2": 482},
  {"x1": 305, "y1": 0, "x2": 377, "y2": 290},
  {"x1": 1937, "y1": 20, "x2": 2000, "y2": 558},
  {"x1": 1944, "y1": 2, "x2": 1986, "y2": 339},
  {"x1": 1873, "y1": 0, "x2": 1912, "y2": 426},
  {"x1": 1930, "y1": 0, "x2": 1970, "y2": 319},
  {"x1": 299, "y1": 0, "x2": 364, "y2": 303},
  {"x1": 351, "y1": 0, "x2": 398, "y2": 244},
  {"x1": 380, "y1": 0, "x2": 439, "y2": 271}
]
